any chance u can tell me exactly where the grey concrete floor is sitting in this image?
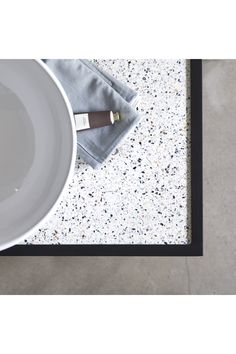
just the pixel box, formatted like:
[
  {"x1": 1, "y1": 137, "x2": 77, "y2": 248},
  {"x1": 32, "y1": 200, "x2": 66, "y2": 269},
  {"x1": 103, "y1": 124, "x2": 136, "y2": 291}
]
[{"x1": 0, "y1": 60, "x2": 235, "y2": 294}]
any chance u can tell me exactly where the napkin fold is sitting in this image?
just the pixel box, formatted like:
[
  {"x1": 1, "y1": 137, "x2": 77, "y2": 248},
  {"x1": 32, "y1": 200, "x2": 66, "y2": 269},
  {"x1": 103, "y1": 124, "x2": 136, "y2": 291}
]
[{"x1": 44, "y1": 59, "x2": 141, "y2": 169}]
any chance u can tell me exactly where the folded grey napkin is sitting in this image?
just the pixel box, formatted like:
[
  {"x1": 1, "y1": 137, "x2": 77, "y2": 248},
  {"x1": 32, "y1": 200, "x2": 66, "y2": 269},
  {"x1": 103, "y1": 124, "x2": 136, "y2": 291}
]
[{"x1": 43, "y1": 59, "x2": 141, "y2": 169}]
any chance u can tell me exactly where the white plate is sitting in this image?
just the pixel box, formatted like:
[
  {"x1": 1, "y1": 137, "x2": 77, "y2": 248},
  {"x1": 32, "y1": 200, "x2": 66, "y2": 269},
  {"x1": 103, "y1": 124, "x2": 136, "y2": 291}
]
[{"x1": 0, "y1": 60, "x2": 76, "y2": 251}]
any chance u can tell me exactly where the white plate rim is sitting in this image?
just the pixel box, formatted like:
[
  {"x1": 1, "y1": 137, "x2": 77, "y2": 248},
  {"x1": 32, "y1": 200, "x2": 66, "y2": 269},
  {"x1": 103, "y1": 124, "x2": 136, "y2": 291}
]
[{"x1": 0, "y1": 59, "x2": 77, "y2": 251}]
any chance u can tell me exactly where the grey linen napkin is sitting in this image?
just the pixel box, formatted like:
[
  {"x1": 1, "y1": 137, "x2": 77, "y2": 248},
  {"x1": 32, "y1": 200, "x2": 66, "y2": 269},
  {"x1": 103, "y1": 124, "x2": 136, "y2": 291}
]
[{"x1": 43, "y1": 59, "x2": 141, "y2": 169}]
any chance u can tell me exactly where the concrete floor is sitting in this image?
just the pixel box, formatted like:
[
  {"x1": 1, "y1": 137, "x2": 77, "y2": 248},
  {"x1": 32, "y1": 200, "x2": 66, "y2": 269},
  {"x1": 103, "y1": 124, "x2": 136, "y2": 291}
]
[{"x1": 0, "y1": 60, "x2": 235, "y2": 294}]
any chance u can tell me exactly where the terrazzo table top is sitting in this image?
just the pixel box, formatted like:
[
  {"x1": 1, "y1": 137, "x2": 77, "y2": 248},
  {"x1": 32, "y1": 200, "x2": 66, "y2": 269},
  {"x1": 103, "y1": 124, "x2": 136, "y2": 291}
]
[{"x1": 23, "y1": 59, "x2": 191, "y2": 246}]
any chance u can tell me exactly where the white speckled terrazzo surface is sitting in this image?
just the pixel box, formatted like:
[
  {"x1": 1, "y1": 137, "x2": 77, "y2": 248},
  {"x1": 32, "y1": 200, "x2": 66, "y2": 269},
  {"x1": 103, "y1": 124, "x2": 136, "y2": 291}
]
[{"x1": 23, "y1": 59, "x2": 191, "y2": 245}]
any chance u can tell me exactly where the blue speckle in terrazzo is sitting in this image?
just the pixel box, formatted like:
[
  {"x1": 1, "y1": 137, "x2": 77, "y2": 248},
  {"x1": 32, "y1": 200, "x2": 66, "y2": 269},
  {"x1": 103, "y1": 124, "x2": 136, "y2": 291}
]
[{"x1": 23, "y1": 59, "x2": 191, "y2": 245}]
